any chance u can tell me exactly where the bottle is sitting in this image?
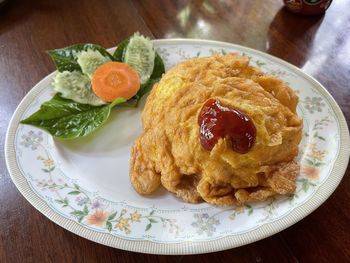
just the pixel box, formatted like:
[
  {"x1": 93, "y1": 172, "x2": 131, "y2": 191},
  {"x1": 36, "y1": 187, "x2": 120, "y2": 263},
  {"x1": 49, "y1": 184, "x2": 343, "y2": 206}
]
[{"x1": 283, "y1": 0, "x2": 333, "y2": 15}]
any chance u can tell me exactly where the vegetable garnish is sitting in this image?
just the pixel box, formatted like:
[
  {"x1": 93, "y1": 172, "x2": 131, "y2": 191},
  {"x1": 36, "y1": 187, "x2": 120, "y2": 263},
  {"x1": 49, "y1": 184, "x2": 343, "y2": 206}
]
[
  {"x1": 124, "y1": 32, "x2": 155, "y2": 85},
  {"x1": 20, "y1": 32, "x2": 165, "y2": 139},
  {"x1": 52, "y1": 71, "x2": 107, "y2": 106},
  {"x1": 20, "y1": 94, "x2": 125, "y2": 140},
  {"x1": 92, "y1": 62, "x2": 140, "y2": 102}
]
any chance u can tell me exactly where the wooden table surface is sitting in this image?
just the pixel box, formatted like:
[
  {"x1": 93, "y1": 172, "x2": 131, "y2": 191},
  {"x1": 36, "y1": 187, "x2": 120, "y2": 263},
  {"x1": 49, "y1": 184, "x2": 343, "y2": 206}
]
[{"x1": 1, "y1": 0, "x2": 349, "y2": 262}]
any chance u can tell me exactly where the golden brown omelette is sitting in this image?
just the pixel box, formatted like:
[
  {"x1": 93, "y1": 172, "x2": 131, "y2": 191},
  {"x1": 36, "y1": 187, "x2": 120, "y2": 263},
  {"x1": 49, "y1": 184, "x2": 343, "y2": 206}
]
[{"x1": 130, "y1": 53, "x2": 303, "y2": 205}]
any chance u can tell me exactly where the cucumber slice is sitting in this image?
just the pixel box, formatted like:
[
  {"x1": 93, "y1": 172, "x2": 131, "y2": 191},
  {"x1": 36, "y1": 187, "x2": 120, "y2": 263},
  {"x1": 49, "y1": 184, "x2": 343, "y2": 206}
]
[
  {"x1": 52, "y1": 71, "x2": 107, "y2": 106},
  {"x1": 76, "y1": 49, "x2": 111, "y2": 78},
  {"x1": 124, "y1": 32, "x2": 155, "y2": 84}
]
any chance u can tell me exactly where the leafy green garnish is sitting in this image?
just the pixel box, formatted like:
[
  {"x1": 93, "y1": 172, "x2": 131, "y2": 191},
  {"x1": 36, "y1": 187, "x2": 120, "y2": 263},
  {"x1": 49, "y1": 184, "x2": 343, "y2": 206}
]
[
  {"x1": 114, "y1": 36, "x2": 165, "y2": 104},
  {"x1": 76, "y1": 49, "x2": 111, "y2": 78},
  {"x1": 20, "y1": 94, "x2": 125, "y2": 139},
  {"x1": 113, "y1": 38, "x2": 130, "y2": 62},
  {"x1": 52, "y1": 70, "x2": 106, "y2": 106},
  {"x1": 48, "y1": 44, "x2": 114, "y2": 72},
  {"x1": 22, "y1": 34, "x2": 165, "y2": 139},
  {"x1": 151, "y1": 52, "x2": 166, "y2": 80},
  {"x1": 124, "y1": 33, "x2": 155, "y2": 84},
  {"x1": 133, "y1": 52, "x2": 165, "y2": 102}
]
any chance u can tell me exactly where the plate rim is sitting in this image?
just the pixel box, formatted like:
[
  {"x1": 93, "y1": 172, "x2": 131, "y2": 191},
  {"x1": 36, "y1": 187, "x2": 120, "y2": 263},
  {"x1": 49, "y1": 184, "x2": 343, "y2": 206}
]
[{"x1": 5, "y1": 38, "x2": 350, "y2": 255}]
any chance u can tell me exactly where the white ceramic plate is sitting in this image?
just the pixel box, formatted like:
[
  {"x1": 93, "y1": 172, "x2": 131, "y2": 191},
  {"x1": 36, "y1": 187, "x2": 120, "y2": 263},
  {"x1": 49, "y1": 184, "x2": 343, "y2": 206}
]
[{"x1": 5, "y1": 39, "x2": 350, "y2": 255}]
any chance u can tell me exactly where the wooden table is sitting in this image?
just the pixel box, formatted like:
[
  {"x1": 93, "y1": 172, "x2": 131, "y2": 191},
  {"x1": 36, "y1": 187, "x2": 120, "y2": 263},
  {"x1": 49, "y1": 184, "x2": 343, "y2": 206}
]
[{"x1": 0, "y1": 0, "x2": 349, "y2": 262}]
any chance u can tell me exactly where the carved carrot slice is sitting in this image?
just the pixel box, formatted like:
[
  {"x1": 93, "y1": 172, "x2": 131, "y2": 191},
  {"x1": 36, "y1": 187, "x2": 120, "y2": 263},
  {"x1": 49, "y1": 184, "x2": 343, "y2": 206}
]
[{"x1": 92, "y1": 62, "x2": 140, "y2": 102}]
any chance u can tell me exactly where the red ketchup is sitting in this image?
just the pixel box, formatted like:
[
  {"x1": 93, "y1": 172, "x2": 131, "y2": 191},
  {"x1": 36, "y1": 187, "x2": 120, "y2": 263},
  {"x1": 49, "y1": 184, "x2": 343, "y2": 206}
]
[{"x1": 198, "y1": 99, "x2": 256, "y2": 153}]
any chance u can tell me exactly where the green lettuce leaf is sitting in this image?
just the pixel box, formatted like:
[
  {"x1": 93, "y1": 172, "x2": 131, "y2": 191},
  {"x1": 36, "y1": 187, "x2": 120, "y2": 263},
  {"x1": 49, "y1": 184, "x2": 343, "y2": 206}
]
[
  {"x1": 48, "y1": 44, "x2": 114, "y2": 72},
  {"x1": 113, "y1": 38, "x2": 130, "y2": 62},
  {"x1": 20, "y1": 94, "x2": 125, "y2": 139},
  {"x1": 150, "y1": 52, "x2": 166, "y2": 80}
]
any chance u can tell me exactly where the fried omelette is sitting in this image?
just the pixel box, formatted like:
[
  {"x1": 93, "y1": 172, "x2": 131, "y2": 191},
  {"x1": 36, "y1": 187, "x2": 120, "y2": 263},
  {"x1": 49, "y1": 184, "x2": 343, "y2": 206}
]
[{"x1": 130, "y1": 53, "x2": 303, "y2": 205}]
